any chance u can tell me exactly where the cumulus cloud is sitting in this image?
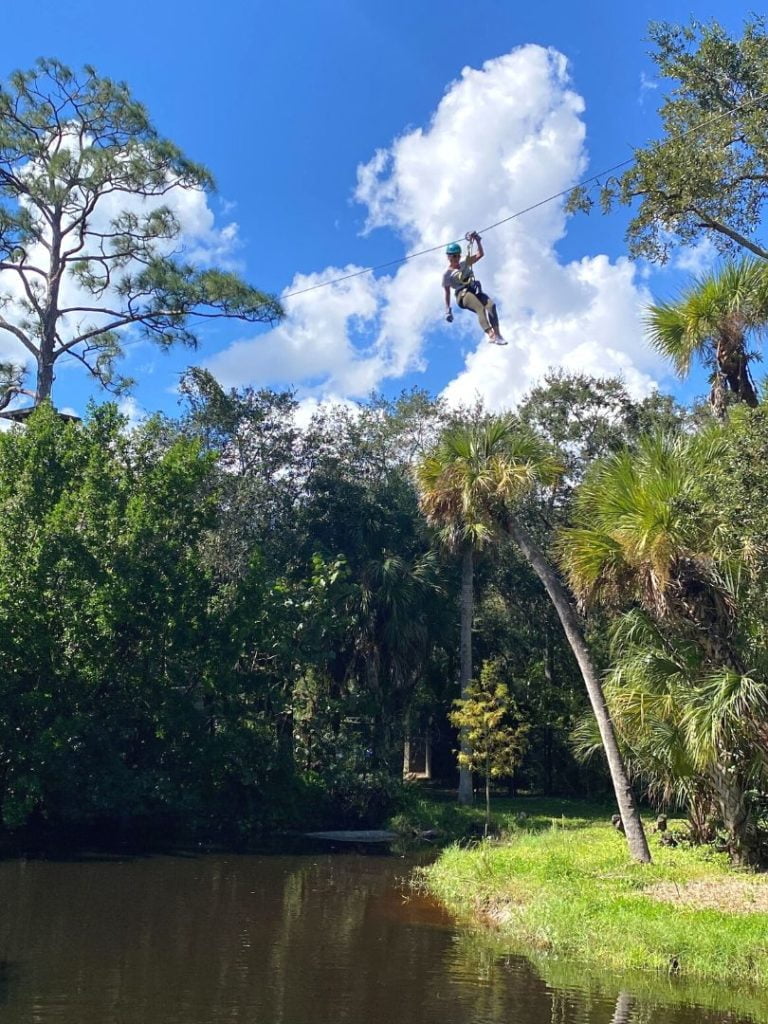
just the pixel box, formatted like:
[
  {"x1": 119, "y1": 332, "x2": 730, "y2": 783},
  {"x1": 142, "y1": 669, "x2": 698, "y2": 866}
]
[
  {"x1": 209, "y1": 45, "x2": 667, "y2": 409},
  {"x1": 207, "y1": 266, "x2": 386, "y2": 397},
  {"x1": 673, "y1": 236, "x2": 718, "y2": 277},
  {"x1": 117, "y1": 396, "x2": 147, "y2": 430}
]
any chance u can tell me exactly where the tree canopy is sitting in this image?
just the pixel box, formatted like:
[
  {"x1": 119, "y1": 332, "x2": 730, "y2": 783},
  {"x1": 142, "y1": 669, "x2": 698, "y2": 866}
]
[{"x1": 570, "y1": 18, "x2": 768, "y2": 264}]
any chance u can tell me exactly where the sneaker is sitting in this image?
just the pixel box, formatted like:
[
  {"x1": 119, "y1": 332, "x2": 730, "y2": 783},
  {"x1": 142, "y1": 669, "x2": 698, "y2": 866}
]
[{"x1": 489, "y1": 335, "x2": 508, "y2": 346}]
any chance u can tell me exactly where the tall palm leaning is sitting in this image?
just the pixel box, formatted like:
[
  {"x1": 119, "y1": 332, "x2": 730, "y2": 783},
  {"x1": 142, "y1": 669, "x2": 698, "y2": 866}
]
[
  {"x1": 417, "y1": 416, "x2": 652, "y2": 862},
  {"x1": 646, "y1": 258, "x2": 768, "y2": 416}
]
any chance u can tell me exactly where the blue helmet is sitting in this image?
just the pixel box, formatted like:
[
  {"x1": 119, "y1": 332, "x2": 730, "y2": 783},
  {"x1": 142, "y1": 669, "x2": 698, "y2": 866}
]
[{"x1": 446, "y1": 242, "x2": 462, "y2": 255}]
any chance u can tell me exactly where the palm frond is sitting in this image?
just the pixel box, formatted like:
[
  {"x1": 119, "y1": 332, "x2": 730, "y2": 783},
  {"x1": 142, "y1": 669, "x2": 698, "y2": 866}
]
[
  {"x1": 415, "y1": 416, "x2": 561, "y2": 549},
  {"x1": 645, "y1": 257, "x2": 768, "y2": 384},
  {"x1": 682, "y1": 670, "x2": 768, "y2": 771}
]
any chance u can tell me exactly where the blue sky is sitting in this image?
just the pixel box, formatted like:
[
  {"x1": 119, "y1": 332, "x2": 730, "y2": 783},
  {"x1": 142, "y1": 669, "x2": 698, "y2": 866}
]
[{"x1": 0, "y1": 0, "x2": 760, "y2": 422}]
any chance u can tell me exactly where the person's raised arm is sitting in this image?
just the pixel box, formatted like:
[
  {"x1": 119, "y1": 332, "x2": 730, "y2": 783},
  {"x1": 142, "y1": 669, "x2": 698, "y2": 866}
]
[{"x1": 469, "y1": 232, "x2": 484, "y2": 264}]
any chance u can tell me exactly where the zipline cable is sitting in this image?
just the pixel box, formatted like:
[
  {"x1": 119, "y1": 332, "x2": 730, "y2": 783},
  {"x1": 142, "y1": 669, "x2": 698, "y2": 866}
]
[{"x1": 282, "y1": 93, "x2": 767, "y2": 302}]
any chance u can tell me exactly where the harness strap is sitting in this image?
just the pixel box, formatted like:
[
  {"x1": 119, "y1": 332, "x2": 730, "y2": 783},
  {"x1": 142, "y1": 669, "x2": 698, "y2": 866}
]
[{"x1": 460, "y1": 232, "x2": 476, "y2": 285}]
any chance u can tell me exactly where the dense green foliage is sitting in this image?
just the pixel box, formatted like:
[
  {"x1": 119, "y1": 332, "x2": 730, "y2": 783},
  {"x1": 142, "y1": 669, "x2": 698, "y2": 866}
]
[
  {"x1": 0, "y1": 373, "x2": 682, "y2": 842},
  {"x1": 560, "y1": 426, "x2": 768, "y2": 865},
  {"x1": 0, "y1": 402, "x2": 295, "y2": 835}
]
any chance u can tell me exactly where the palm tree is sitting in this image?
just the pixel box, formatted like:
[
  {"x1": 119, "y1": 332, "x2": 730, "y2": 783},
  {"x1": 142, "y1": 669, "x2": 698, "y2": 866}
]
[
  {"x1": 572, "y1": 610, "x2": 716, "y2": 842},
  {"x1": 559, "y1": 432, "x2": 741, "y2": 665},
  {"x1": 416, "y1": 421, "x2": 504, "y2": 803},
  {"x1": 646, "y1": 259, "x2": 768, "y2": 415},
  {"x1": 559, "y1": 432, "x2": 768, "y2": 865},
  {"x1": 354, "y1": 550, "x2": 442, "y2": 767},
  {"x1": 418, "y1": 417, "x2": 652, "y2": 862}
]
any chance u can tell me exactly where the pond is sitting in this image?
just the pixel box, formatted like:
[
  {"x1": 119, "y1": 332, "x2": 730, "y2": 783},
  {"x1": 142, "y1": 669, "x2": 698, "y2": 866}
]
[{"x1": 0, "y1": 847, "x2": 762, "y2": 1024}]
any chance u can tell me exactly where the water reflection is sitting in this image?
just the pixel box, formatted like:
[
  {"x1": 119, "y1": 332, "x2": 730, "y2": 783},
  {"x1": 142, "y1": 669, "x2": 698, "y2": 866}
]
[{"x1": 0, "y1": 851, "x2": 761, "y2": 1024}]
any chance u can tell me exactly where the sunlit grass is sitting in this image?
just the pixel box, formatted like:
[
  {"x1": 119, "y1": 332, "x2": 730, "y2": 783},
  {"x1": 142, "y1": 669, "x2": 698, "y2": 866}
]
[
  {"x1": 421, "y1": 809, "x2": 768, "y2": 987},
  {"x1": 390, "y1": 788, "x2": 609, "y2": 840}
]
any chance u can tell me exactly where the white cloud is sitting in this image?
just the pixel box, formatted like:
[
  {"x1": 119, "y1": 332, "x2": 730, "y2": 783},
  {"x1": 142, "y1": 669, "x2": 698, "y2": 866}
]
[
  {"x1": 209, "y1": 45, "x2": 667, "y2": 410},
  {"x1": 639, "y1": 72, "x2": 659, "y2": 104},
  {"x1": 207, "y1": 266, "x2": 386, "y2": 397},
  {"x1": 117, "y1": 396, "x2": 147, "y2": 430},
  {"x1": 293, "y1": 393, "x2": 362, "y2": 431},
  {"x1": 673, "y1": 236, "x2": 718, "y2": 277}
]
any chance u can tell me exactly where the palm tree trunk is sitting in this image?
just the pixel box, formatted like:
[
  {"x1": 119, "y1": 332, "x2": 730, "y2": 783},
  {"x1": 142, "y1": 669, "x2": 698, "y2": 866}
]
[
  {"x1": 485, "y1": 760, "x2": 491, "y2": 836},
  {"x1": 708, "y1": 762, "x2": 762, "y2": 868},
  {"x1": 717, "y1": 328, "x2": 758, "y2": 408},
  {"x1": 506, "y1": 519, "x2": 652, "y2": 863},
  {"x1": 458, "y1": 543, "x2": 474, "y2": 805}
]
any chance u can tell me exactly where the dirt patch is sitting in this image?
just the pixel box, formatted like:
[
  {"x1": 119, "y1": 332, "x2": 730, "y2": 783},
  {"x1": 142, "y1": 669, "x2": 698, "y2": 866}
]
[{"x1": 645, "y1": 879, "x2": 768, "y2": 914}]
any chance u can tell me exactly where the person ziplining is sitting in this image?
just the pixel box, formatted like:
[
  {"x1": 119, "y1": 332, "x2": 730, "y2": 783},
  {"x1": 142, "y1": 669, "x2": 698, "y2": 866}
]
[{"x1": 442, "y1": 231, "x2": 506, "y2": 345}]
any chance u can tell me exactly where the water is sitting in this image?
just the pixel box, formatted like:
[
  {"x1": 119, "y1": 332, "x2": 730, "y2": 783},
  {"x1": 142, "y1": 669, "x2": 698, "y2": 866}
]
[{"x1": 0, "y1": 849, "x2": 761, "y2": 1024}]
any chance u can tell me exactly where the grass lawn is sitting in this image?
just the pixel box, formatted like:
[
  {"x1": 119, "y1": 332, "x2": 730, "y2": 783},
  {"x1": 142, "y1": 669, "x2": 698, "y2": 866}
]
[{"x1": 404, "y1": 792, "x2": 768, "y2": 990}]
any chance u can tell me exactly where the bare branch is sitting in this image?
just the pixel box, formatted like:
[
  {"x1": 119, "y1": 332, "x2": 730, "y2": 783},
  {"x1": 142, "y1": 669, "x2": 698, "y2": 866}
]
[
  {"x1": 690, "y1": 206, "x2": 768, "y2": 260},
  {"x1": 0, "y1": 315, "x2": 36, "y2": 356},
  {"x1": 0, "y1": 260, "x2": 48, "y2": 279}
]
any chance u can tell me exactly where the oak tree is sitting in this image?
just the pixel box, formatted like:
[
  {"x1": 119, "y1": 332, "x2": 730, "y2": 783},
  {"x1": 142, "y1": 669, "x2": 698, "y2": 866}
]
[{"x1": 571, "y1": 18, "x2": 768, "y2": 264}]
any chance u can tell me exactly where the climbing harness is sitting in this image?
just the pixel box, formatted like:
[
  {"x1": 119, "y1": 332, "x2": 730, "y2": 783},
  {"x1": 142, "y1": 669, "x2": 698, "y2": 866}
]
[{"x1": 457, "y1": 231, "x2": 484, "y2": 302}]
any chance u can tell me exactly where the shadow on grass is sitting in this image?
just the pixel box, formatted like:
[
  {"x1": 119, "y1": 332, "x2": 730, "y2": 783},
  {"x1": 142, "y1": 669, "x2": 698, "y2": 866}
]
[{"x1": 390, "y1": 786, "x2": 616, "y2": 845}]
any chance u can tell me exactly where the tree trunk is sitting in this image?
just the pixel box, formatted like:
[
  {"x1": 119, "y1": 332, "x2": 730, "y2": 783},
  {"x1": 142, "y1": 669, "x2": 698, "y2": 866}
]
[
  {"x1": 709, "y1": 762, "x2": 762, "y2": 868},
  {"x1": 506, "y1": 518, "x2": 652, "y2": 863},
  {"x1": 544, "y1": 635, "x2": 555, "y2": 793},
  {"x1": 36, "y1": 354, "x2": 54, "y2": 404},
  {"x1": 485, "y1": 766, "x2": 491, "y2": 837},
  {"x1": 37, "y1": 217, "x2": 63, "y2": 404},
  {"x1": 458, "y1": 543, "x2": 474, "y2": 805},
  {"x1": 717, "y1": 326, "x2": 758, "y2": 408}
]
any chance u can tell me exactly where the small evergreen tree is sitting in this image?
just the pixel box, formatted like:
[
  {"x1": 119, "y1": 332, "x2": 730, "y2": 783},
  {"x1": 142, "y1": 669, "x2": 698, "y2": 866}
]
[{"x1": 450, "y1": 661, "x2": 530, "y2": 835}]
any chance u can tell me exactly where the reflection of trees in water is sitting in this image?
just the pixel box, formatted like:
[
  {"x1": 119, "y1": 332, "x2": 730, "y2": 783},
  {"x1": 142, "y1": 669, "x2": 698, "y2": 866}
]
[
  {"x1": 265, "y1": 858, "x2": 378, "y2": 1023},
  {"x1": 448, "y1": 936, "x2": 573, "y2": 1024},
  {"x1": 548, "y1": 976, "x2": 637, "y2": 1024},
  {"x1": 448, "y1": 931, "x2": 763, "y2": 1024},
  {"x1": 610, "y1": 992, "x2": 634, "y2": 1024},
  {"x1": 610, "y1": 992, "x2": 655, "y2": 1024},
  {"x1": 0, "y1": 962, "x2": 20, "y2": 1007},
  {"x1": 438, "y1": 941, "x2": 651, "y2": 1024},
  {"x1": 534, "y1": 955, "x2": 763, "y2": 1024},
  {"x1": 0, "y1": 856, "x2": 764, "y2": 1024},
  {"x1": 536, "y1": 954, "x2": 765, "y2": 1024}
]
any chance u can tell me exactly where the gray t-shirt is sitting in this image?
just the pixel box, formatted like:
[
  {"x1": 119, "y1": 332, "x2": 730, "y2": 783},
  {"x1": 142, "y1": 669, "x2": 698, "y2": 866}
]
[{"x1": 442, "y1": 260, "x2": 474, "y2": 294}]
